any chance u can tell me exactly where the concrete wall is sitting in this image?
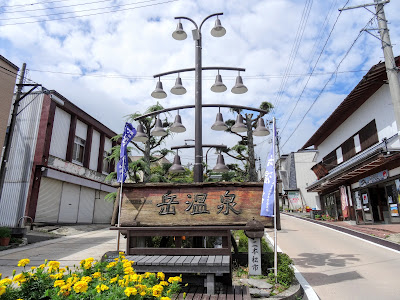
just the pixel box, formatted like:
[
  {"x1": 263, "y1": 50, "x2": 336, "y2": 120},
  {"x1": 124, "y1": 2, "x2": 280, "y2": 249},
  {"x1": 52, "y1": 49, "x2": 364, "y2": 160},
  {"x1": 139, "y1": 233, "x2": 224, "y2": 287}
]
[{"x1": 294, "y1": 151, "x2": 320, "y2": 209}]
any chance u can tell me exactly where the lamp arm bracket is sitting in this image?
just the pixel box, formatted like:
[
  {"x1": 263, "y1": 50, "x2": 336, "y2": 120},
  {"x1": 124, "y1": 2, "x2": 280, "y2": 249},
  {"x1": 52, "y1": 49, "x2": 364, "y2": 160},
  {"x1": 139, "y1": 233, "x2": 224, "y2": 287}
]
[
  {"x1": 199, "y1": 12, "x2": 223, "y2": 32},
  {"x1": 175, "y1": 16, "x2": 198, "y2": 30},
  {"x1": 153, "y1": 66, "x2": 245, "y2": 78}
]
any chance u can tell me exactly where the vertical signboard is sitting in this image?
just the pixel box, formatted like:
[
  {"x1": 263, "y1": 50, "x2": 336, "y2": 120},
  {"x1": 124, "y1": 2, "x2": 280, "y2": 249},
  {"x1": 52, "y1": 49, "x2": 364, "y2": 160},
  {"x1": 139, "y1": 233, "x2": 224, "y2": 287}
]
[{"x1": 340, "y1": 186, "x2": 349, "y2": 218}]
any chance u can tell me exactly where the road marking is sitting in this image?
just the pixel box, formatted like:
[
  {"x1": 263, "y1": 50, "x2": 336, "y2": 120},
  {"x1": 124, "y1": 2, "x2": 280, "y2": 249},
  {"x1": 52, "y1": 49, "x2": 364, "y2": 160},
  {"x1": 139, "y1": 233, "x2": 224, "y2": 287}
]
[
  {"x1": 288, "y1": 215, "x2": 400, "y2": 255},
  {"x1": 264, "y1": 231, "x2": 320, "y2": 300}
]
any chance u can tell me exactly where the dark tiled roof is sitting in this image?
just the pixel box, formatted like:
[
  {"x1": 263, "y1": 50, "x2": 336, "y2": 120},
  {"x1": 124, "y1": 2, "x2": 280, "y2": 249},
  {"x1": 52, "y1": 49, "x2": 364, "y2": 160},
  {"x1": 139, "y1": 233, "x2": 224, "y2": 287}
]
[{"x1": 302, "y1": 57, "x2": 400, "y2": 149}]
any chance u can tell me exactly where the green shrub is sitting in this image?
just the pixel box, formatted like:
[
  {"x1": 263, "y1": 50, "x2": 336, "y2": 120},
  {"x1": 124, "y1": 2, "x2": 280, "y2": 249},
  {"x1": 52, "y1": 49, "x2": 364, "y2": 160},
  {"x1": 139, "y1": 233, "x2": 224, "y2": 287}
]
[
  {"x1": 267, "y1": 253, "x2": 295, "y2": 288},
  {"x1": 0, "y1": 227, "x2": 11, "y2": 238}
]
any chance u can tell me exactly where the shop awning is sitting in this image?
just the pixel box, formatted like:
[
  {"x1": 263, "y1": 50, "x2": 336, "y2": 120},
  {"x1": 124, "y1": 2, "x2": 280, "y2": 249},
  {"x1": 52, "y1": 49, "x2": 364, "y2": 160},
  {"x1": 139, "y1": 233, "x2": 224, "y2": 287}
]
[{"x1": 307, "y1": 135, "x2": 400, "y2": 193}]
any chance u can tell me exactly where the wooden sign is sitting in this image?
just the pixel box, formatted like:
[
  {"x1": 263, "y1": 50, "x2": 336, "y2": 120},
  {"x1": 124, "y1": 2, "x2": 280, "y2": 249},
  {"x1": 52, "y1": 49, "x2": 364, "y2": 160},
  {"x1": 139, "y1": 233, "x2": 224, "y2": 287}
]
[{"x1": 119, "y1": 182, "x2": 273, "y2": 227}]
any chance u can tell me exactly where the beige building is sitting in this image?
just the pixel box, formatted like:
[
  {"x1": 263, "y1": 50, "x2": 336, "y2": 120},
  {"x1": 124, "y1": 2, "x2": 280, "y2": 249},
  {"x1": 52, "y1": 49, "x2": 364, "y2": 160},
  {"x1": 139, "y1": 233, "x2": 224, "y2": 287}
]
[{"x1": 0, "y1": 56, "x2": 19, "y2": 157}]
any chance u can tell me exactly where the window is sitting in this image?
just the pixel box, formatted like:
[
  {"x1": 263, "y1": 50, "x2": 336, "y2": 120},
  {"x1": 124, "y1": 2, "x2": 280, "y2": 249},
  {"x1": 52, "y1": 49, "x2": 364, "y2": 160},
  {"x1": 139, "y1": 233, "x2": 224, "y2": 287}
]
[
  {"x1": 354, "y1": 134, "x2": 361, "y2": 153},
  {"x1": 102, "y1": 150, "x2": 111, "y2": 173},
  {"x1": 72, "y1": 136, "x2": 85, "y2": 164},
  {"x1": 336, "y1": 147, "x2": 343, "y2": 164}
]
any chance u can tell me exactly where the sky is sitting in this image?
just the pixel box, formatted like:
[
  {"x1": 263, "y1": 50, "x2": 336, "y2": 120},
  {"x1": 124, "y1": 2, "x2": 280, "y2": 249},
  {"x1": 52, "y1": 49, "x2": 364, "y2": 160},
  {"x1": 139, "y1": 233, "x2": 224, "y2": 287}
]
[{"x1": 1, "y1": 0, "x2": 400, "y2": 171}]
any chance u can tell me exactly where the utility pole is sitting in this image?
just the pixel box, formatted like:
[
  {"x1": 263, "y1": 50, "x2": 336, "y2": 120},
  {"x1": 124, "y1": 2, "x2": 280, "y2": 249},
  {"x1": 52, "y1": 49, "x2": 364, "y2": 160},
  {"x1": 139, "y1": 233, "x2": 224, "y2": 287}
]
[
  {"x1": 340, "y1": 0, "x2": 400, "y2": 134},
  {"x1": 0, "y1": 63, "x2": 26, "y2": 204}
]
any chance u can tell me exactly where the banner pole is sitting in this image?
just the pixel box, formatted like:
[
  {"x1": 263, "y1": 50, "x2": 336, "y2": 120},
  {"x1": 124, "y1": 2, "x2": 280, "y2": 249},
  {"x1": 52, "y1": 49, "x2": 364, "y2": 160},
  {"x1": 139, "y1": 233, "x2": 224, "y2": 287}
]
[
  {"x1": 116, "y1": 155, "x2": 125, "y2": 252},
  {"x1": 273, "y1": 117, "x2": 278, "y2": 283}
]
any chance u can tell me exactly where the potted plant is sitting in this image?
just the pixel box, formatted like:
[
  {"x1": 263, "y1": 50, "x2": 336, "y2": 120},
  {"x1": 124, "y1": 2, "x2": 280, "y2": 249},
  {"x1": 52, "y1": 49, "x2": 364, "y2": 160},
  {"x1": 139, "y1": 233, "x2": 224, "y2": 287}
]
[
  {"x1": 315, "y1": 214, "x2": 321, "y2": 220},
  {"x1": 0, "y1": 226, "x2": 11, "y2": 246}
]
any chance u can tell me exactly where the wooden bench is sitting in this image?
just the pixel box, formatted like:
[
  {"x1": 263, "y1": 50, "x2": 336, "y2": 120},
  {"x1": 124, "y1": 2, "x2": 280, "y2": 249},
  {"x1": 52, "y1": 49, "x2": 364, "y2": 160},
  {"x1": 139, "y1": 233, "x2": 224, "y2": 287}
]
[{"x1": 112, "y1": 226, "x2": 242, "y2": 294}]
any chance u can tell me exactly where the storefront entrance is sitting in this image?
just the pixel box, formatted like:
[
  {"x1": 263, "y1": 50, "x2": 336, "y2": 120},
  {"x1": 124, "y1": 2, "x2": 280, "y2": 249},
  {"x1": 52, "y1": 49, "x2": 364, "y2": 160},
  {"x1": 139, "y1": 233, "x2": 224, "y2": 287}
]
[{"x1": 355, "y1": 183, "x2": 399, "y2": 224}]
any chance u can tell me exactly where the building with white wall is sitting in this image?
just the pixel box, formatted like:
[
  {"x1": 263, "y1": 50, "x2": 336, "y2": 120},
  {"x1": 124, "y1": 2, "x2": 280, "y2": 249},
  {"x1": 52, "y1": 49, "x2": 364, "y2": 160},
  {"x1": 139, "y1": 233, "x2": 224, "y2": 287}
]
[
  {"x1": 304, "y1": 57, "x2": 400, "y2": 224},
  {"x1": 0, "y1": 90, "x2": 117, "y2": 227},
  {"x1": 279, "y1": 150, "x2": 320, "y2": 211}
]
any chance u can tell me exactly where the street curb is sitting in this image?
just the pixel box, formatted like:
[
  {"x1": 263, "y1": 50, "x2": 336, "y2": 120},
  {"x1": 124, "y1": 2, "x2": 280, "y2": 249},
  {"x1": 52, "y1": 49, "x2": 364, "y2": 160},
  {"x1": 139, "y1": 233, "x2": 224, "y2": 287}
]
[
  {"x1": 0, "y1": 227, "x2": 113, "y2": 256},
  {"x1": 282, "y1": 212, "x2": 400, "y2": 251},
  {"x1": 256, "y1": 278, "x2": 303, "y2": 300}
]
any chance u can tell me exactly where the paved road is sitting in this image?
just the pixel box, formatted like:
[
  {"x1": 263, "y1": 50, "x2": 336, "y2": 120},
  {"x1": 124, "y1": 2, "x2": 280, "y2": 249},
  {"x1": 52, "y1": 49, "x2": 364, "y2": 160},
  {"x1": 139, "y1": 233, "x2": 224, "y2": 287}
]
[
  {"x1": 0, "y1": 228, "x2": 125, "y2": 278},
  {"x1": 266, "y1": 214, "x2": 400, "y2": 300}
]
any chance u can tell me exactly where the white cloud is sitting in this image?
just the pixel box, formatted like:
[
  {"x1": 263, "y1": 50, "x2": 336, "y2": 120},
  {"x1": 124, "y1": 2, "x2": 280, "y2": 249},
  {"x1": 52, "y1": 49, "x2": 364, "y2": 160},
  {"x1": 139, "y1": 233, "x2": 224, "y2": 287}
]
[{"x1": 1, "y1": 0, "x2": 400, "y2": 170}]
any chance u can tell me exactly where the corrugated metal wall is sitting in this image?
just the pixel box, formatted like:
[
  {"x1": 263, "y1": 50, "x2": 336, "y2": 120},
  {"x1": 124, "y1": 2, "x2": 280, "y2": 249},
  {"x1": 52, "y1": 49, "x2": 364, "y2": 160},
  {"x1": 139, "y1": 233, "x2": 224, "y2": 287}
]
[
  {"x1": 35, "y1": 177, "x2": 62, "y2": 223},
  {"x1": 93, "y1": 191, "x2": 114, "y2": 223},
  {"x1": 0, "y1": 93, "x2": 43, "y2": 227},
  {"x1": 49, "y1": 107, "x2": 70, "y2": 160},
  {"x1": 36, "y1": 177, "x2": 113, "y2": 224},
  {"x1": 89, "y1": 130, "x2": 100, "y2": 171}
]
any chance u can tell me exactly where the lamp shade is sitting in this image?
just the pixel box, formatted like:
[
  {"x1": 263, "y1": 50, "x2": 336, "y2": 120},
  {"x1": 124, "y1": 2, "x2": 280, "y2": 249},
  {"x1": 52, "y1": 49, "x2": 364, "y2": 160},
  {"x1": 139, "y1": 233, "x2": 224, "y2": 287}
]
[
  {"x1": 132, "y1": 124, "x2": 148, "y2": 143},
  {"x1": 170, "y1": 76, "x2": 187, "y2": 95},
  {"x1": 231, "y1": 75, "x2": 248, "y2": 94},
  {"x1": 151, "y1": 118, "x2": 167, "y2": 136},
  {"x1": 169, "y1": 154, "x2": 186, "y2": 173},
  {"x1": 211, "y1": 112, "x2": 228, "y2": 131},
  {"x1": 213, "y1": 154, "x2": 229, "y2": 173},
  {"x1": 151, "y1": 81, "x2": 167, "y2": 99},
  {"x1": 172, "y1": 21, "x2": 187, "y2": 40},
  {"x1": 253, "y1": 118, "x2": 270, "y2": 136},
  {"x1": 170, "y1": 114, "x2": 186, "y2": 133},
  {"x1": 211, "y1": 74, "x2": 227, "y2": 93},
  {"x1": 231, "y1": 114, "x2": 247, "y2": 133},
  {"x1": 211, "y1": 18, "x2": 226, "y2": 37}
]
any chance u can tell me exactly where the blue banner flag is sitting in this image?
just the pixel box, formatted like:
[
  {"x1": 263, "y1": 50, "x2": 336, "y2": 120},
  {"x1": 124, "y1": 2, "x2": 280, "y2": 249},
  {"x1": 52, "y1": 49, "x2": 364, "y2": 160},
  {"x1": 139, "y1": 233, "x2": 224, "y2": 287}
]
[
  {"x1": 117, "y1": 122, "x2": 136, "y2": 183},
  {"x1": 261, "y1": 121, "x2": 276, "y2": 217}
]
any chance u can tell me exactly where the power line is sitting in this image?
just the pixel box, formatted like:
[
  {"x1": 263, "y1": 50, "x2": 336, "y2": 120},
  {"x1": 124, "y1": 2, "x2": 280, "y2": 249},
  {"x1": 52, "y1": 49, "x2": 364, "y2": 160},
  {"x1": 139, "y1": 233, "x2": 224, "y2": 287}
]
[
  {"x1": 272, "y1": 0, "x2": 313, "y2": 113},
  {"x1": 0, "y1": 0, "x2": 78, "y2": 8},
  {"x1": 281, "y1": 16, "x2": 372, "y2": 150},
  {"x1": 27, "y1": 68, "x2": 368, "y2": 80},
  {"x1": 2, "y1": 0, "x2": 113, "y2": 13},
  {"x1": 279, "y1": 0, "x2": 350, "y2": 137},
  {"x1": 0, "y1": 0, "x2": 178, "y2": 26}
]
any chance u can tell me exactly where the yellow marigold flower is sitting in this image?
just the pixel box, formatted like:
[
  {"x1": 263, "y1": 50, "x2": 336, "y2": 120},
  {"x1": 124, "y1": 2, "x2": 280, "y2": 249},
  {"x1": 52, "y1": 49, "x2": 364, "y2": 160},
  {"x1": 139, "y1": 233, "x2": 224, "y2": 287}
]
[
  {"x1": 114, "y1": 258, "x2": 119, "y2": 261},
  {"x1": 13, "y1": 273, "x2": 26, "y2": 284},
  {"x1": 59, "y1": 268, "x2": 66, "y2": 273},
  {"x1": 92, "y1": 272, "x2": 101, "y2": 278},
  {"x1": 157, "y1": 272, "x2": 165, "y2": 281},
  {"x1": 153, "y1": 288, "x2": 162, "y2": 297},
  {"x1": 38, "y1": 264, "x2": 45, "y2": 270},
  {"x1": 96, "y1": 284, "x2": 109, "y2": 293},
  {"x1": 110, "y1": 276, "x2": 118, "y2": 284},
  {"x1": 48, "y1": 261, "x2": 60, "y2": 272},
  {"x1": 140, "y1": 291, "x2": 146, "y2": 296},
  {"x1": 123, "y1": 261, "x2": 132, "y2": 268},
  {"x1": 106, "y1": 262, "x2": 117, "y2": 268},
  {"x1": 81, "y1": 276, "x2": 92, "y2": 282},
  {"x1": 50, "y1": 273, "x2": 63, "y2": 280},
  {"x1": 161, "y1": 297, "x2": 171, "y2": 300},
  {"x1": 160, "y1": 281, "x2": 169, "y2": 286},
  {"x1": 86, "y1": 257, "x2": 94, "y2": 263},
  {"x1": 73, "y1": 280, "x2": 88, "y2": 293},
  {"x1": 0, "y1": 278, "x2": 12, "y2": 286},
  {"x1": 168, "y1": 276, "x2": 182, "y2": 283},
  {"x1": 0, "y1": 286, "x2": 5, "y2": 296},
  {"x1": 54, "y1": 280, "x2": 65, "y2": 287},
  {"x1": 30, "y1": 266, "x2": 36, "y2": 270},
  {"x1": 125, "y1": 287, "x2": 137, "y2": 297},
  {"x1": 67, "y1": 277, "x2": 79, "y2": 285},
  {"x1": 83, "y1": 262, "x2": 92, "y2": 270},
  {"x1": 183, "y1": 292, "x2": 187, "y2": 299},
  {"x1": 124, "y1": 267, "x2": 134, "y2": 274},
  {"x1": 17, "y1": 258, "x2": 30, "y2": 267},
  {"x1": 118, "y1": 279, "x2": 125, "y2": 287}
]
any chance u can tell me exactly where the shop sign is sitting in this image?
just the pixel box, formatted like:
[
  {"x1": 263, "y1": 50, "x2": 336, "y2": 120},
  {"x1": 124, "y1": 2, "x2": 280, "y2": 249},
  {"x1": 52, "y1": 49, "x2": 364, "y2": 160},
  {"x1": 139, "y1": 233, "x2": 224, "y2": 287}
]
[
  {"x1": 390, "y1": 204, "x2": 399, "y2": 217},
  {"x1": 395, "y1": 179, "x2": 400, "y2": 204},
  {"x1": 340, "y1": 186, "x2": 349, "y2": 218},
  {"x1": 359, "y1": 170, "x2": 388, "y2": 187},
  {"x1": 355, "y1": 191, "x2": 362, "y2": 210},
  {"x1": 288, "y1": 191, "x2": 302, "y2": 210}
]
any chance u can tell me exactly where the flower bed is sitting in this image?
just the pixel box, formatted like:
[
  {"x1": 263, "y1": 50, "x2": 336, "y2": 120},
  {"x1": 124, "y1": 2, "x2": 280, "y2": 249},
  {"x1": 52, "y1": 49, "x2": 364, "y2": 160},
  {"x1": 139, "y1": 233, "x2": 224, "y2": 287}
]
[{"x1": 0, "y1": 253, "x2": 182, "y2": 299}]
